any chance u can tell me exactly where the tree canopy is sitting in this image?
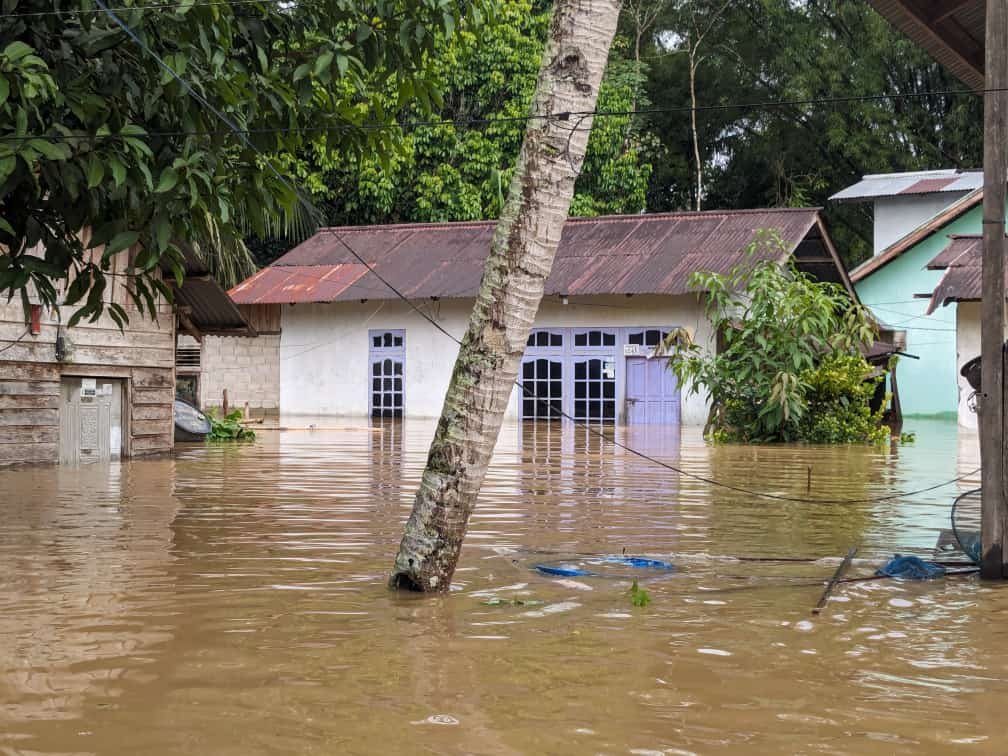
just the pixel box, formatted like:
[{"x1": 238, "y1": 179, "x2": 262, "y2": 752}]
[
  {"x1": 248, "y1": 0, "x2": 654, "y2": 268},
  {"x1": 0, "y1": 0, "x2": 490, "y2": 325},
  {"x1": 1, "y1": 0, "x2": 986, "y2": 313},
  {"x1": 638, "y1": 0, "x2": 982, "y2": 265}
]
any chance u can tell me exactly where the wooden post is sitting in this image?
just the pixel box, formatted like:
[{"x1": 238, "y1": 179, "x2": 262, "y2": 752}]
[
  {"x1": 980, "y1": 0, "x2": 1008, "y2": 579},
  {"x1": 222, "y1": 388, "x2": 229, "y2": 415}
]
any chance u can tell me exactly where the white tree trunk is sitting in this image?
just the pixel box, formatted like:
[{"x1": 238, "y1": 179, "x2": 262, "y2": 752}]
[
  {"x1": 389, "y1": 0, "x2": 622, "y2": 592},
  {"x1": 689, "y1": 57, "x2": 702, "y2": 212}
]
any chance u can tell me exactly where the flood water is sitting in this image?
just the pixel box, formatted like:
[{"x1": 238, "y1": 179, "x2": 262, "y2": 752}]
[{"x1": 0, "y1": 418, "x2": 1003, "y2": 754}]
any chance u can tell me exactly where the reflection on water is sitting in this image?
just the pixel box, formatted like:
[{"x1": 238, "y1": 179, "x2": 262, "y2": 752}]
[{"x1": 1, "y1": 417, "x2": 1002, "y2": 754}]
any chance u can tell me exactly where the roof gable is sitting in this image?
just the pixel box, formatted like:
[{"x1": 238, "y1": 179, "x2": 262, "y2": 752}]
[{"x1": 849, "y1": 188, "x2": 984, "y2": 282}]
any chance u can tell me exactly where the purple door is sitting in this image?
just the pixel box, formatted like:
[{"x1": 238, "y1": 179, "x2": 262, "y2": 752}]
[{"x1": 626, "y1": 357, "x2": 680, "y2": 425}]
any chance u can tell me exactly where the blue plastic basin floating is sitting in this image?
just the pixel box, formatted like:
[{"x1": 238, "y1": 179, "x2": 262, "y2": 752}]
[
  {"x1": 533, "y1": 555, "x2": 675, "y2": 579},
  {"x1": 534, "y1": 564, "x2": 598, "y2": 577}
]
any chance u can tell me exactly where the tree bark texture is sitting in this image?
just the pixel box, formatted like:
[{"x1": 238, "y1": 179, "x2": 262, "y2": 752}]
[{"x1": 389, "y1": 0, "x2": 621, "y2": 592}]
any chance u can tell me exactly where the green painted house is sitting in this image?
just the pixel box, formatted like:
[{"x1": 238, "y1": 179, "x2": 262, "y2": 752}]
[{"x1": 832, "y1": 170, "x2": 986, "y2": 418}]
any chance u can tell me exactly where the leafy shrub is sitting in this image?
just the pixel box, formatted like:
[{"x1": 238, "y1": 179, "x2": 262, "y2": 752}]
[
  {"x1": 668, "y1": 231, "x2": 887, "y2": 445},
  {"x1": 206, "y1": 409, "x2": 256, "y2": 442},
  {"x1": 798, "y1": 354, "x2": 889, "y2": 444}
]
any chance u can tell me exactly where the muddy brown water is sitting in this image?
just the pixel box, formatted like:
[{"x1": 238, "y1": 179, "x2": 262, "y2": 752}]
[{"x1": 0, "y1": 418, "x2": 1002, "y2": 754}]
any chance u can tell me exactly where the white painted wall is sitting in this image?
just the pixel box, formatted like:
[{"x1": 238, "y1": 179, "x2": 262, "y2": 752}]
[
  {"x1": 279, "y1": 294, "x2": 713, "y2": 425},
  {"x1": 873, "y1": 193, "x2": 969, "y2": 254},
  {"x1": 953, "y1": 301, "x2": 1006, "y2": 431}
]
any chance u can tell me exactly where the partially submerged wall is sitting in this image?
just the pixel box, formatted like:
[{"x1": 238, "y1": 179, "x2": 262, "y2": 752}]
[
  {"x1": 197, "y1": 304, "x2": 280, "y2": 412},
  {"x1": 0, "y1": 295, "x2": 175, "y2": 465},
  {"x1": 199, "y1": 334, "x2": 280, "y2": 412},
  {"x1": 278, "y1": 294, "x2": 713, "y2": 425}
]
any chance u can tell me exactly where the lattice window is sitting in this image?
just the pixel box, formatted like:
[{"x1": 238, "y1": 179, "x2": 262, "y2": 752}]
[
  {"x1": 573, "y1": 329, "x2": 616, "y2": 348},
  {"x1": 372, "y1": 330, "x2": 404, "y2": 349},
  {"x1": 573, "y1": 357, "x2": 616, "y2": 422},
  {"x1": 369, "y1": 330, "x2": 405, "y2": 418},
  {"x1": 628, "y1": 329, "x2": 668, "y2": 347},
  {"x1": 526, "y1": 330, "x2": 564, "y2": 348},
  {"x1": 520, "y1": 357, "x2": 563, "y2": 420}
]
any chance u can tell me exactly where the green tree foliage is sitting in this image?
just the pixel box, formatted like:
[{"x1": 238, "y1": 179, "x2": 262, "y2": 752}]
[
  {"x1": 0, "y1": 0, "x2": 489, "y2": 324},
  {"x1": 640, "y1": 0, "x2": 982, "y2": 266},
  {"x1": 668, "y1": 232, "x2": 887, "y2": 444},
  {"x1": 260, "y1": 0, "x2": 653, "y2": 254}
]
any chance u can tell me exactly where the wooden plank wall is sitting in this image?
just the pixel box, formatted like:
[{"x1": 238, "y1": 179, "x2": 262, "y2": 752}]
[
  {"x1": 0, "y1": 278, "x2": 175, "y2": 464},
  {"x1": 238, "y1": 303, "x2": 280, "y2": 335},
  {"x1": 0, "y1": 362, "x2": 60, "y2": 464}
]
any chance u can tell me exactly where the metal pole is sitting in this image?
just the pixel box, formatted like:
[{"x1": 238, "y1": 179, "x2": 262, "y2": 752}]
[{"x1": 980, "y1": 0, "x2": 1008, "y2": 579}]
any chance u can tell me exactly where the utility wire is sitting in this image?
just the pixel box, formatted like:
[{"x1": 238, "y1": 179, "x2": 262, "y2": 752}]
[
  {"x1": 2, "y1": 88, "x2": 1006, "y2": 145},
  {"x1": 0, "y1": 0, "x2": 280, "y2": 18},
  {"x1": 98, "y1": 0, "x2": 979, "y2": 507},
  {"x1": 0, "y1": 326, "x2": 31, "y2": 354}
]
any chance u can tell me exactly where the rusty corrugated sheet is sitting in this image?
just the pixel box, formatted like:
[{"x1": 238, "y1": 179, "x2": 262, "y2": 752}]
[
  {"x1": 923, "y1": 235, "x2": 1008, "y2": 313},
  {"x1": 901, "y1": 177, "x2": 958, "y2": 195},
  {"x1": 927, "y1": 235, "x2": 982, "y2": 269},
  {"x1": 174, "y1": 277, "x2": 254, "y2": 336},
  {"x1": 230, "y1": 209, "x2": 826, "y2": 305},
  {"x1": 830, "y1": 170, "x2": 982, "y2": 202},
  {"x1": 229, "y1": 263, "x2": 370, "y2": 304}
]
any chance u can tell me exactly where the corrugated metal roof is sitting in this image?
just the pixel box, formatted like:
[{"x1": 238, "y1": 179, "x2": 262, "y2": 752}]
[
  {"x1": 230, "y1": 209, "x2": 844, "y2": 305},
  {"x1": 927, "y1": 235, "x2": 982, "y2": 270},
  {"x1": 924, "y1": 235, "x2": 1008, "y2": 314},
  {"x1": 864, "y1": 0, "x2": 985, "y2": 91},
  {"x1": 849, "y1": 188, "x2": 984, "y2": 283},
  {"x1": 830, "y1": 170, "x2": 983, "y2": 202},
  {"x1": 174, "y1": 277, "x2": 254, "y2": 336}
]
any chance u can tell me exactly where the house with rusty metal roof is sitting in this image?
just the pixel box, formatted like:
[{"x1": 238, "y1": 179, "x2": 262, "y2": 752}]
[
  {"x1": 924, "y1": 235, "x2": 1008, "y2": 429},
  {"x1": 829, "y1": 170, "x2": 991, "y2": 418},
  {"x1": 226, "y1": 208, "x2": 853, "y2": 426}
]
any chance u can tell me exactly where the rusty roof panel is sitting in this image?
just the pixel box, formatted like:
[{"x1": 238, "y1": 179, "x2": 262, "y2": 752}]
[
  {"x1": 231, "y1": 209, "x2": 828, "y2": 304},
  {"x1": 902, "y1": 177, "x2": 958, "y2": 194},
  {"x1": 229, "y1": 263, "x2": 369, "y2": 304},
  {"x1": 923, "y1": 235, "x2": 1008, "y2": 313},
  {"x1": 927, "y1": 235, "x2": 983, "y2": 269}
]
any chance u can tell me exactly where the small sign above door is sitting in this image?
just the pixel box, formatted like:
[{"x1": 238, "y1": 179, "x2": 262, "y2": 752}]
[
  {"x1": 80, "y1": 378, "x2": 97, "y2": 398},
  {"x1": 623, "y1": 344, "x2": 645, "y2": 357}
]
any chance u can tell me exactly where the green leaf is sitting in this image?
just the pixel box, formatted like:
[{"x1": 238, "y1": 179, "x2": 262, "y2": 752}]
[
  {"x1": 0, "y1": 156, "x2": 16, "y2": 183},
  {"x1": 26, "y1": 139, "x2": 68, "y2": 161},
  {"x1": 3, "y1": 42, "x2": 33, "y2": 63},
  {"x1": 314, "y1": 51, "x2": 333, "y2": 77},
  {"x1": 86, "y1": 155, "x2": 104, "y2": 188},
  {"x1": 0, "y1": 77, "x2": 8, "y2": 107},
  {"x1": 155, "y1": 167, "x2": 179, "y2": 193},
  {"x1": 103, "y1": 231, "x2": 139, "y2": 258},
  {"x1": 109, "y1": 157, "x2": 126, "y2": 188}
]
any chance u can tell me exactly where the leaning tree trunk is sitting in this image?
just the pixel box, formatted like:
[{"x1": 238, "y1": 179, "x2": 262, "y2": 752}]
[{"x1": 389, "y1": 0, "x2": 622, "y2": 592}]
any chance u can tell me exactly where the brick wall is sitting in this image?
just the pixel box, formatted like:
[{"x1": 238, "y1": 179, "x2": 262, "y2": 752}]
[{"x1": 199, "y1": 335, "x2": 280, "y2": 412}]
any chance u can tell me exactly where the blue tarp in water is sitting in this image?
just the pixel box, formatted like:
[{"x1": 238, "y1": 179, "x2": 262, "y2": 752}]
[
  {"x1": 534, "y1": 555, "x2": 675, "y2": 579},
  {"x1": 875, "y1": 555, "x2": 946, "y2": 580}
]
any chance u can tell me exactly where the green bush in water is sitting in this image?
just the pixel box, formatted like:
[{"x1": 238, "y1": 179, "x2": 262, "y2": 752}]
[
  {"x1": 668, "y1": 231, "x2": 887, "y2": 444},
  {"x1": 206, "y1": 409, "x2": 256, "y2": 442},
  {"x1": 798, "y1": 354, "x2": 889, "y2": 444}
]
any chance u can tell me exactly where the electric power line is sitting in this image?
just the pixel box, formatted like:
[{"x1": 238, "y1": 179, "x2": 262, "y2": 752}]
[
  {"x1": 0, "y1": 326, "x2": 32, "y2": 354},
  {"x1": 96, "y1": 0, "x2": 979, "y2": 507},
  {"x1": 0, "y1": 0, "x2": 284, "y2": 19},
  {"x1": 1, "y1": 88, "x2": 1005, "y2": 145}
]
